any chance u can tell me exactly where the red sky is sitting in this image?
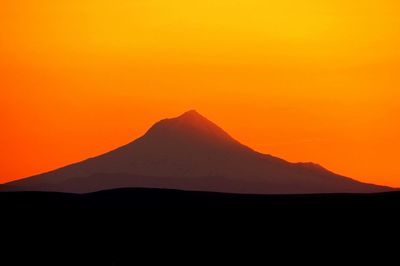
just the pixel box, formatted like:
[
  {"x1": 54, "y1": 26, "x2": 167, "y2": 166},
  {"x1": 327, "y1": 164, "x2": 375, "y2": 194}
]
[{"x1": 1, "y1": 0, "x2": 399, "y2": 187}]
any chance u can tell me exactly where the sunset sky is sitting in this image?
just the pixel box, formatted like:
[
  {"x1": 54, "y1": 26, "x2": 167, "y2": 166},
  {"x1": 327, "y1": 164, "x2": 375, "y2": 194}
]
[{"x1": 1, "y1": 0, "x2": 399, "y2": 187}]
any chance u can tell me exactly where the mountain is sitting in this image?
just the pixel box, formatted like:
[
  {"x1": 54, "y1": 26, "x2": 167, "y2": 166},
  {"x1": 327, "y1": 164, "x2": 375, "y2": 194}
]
[{"x1": 1, "y1": 110, "x2": 392, "y2": 194}]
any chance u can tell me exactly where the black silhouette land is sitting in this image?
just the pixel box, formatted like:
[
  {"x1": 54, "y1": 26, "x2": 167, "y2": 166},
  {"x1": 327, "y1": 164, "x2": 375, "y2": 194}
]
[{"x1": 0, "y1": 110, "x2": 393, "y2": 194}]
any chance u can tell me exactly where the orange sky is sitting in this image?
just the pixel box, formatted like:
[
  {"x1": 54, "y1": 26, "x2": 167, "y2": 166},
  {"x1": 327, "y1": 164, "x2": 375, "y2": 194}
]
[{"x1": 1, "y1": 0, "x2": 399, "y2": 187}]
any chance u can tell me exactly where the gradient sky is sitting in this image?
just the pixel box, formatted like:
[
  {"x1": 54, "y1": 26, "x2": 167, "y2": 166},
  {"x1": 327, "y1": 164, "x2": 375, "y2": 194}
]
[{"x1": 1, "y1": 0, "x2": 399, "y2": 187}]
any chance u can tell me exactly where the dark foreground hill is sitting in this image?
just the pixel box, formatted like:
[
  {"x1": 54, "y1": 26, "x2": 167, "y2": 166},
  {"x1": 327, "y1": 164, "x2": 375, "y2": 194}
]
[
  {"x1": 1, "y1": 187, "x2": 399, "y2": 211},
  {"x1": 1, "y1": 188, "x2": 399, "y2": 265}
]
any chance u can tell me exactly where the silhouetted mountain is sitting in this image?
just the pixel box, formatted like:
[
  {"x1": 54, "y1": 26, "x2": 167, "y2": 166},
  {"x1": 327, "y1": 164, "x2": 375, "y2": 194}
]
[{"x1": 0, "y1": 110, "x2": 393, "y2": 193}]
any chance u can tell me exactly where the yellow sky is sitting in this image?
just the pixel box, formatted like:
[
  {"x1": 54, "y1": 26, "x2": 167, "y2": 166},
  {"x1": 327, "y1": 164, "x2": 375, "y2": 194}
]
[{"x1": 1, "y1": 0, "x2": 400, "y2": 186}]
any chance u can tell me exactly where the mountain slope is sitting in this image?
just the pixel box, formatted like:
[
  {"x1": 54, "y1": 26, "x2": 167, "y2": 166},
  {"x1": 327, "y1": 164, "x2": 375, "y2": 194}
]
[{"x1": 1, "y1": 110, "x2": 392, "y2": 194}]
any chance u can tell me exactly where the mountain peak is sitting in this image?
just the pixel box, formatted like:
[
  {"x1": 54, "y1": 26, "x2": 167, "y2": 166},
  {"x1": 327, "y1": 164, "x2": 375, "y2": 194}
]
[
  {"x1": 180, "y1": 109, "x2": 201, "y2": 118},
  {"x1": 141, "y1": 110, "x2": 243, "y2": 150},
  {"x1": 152, "y1": 110, "x2": 217, "y2": 129},
  {"x1": 175, "y1": 110, "x2": 209, "y2": 125}
]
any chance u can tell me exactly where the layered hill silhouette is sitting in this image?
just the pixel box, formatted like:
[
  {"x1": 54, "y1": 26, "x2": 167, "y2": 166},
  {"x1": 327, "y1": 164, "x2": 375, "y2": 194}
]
[{"x1": 1, "y1": 110, "x2": 393, "y2": 194}]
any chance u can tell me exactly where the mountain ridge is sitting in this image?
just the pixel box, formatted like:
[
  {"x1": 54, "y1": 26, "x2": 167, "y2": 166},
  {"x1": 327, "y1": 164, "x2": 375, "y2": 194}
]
[{"x1": 1, "y1": 110, "x2": 393, "y2": 194}]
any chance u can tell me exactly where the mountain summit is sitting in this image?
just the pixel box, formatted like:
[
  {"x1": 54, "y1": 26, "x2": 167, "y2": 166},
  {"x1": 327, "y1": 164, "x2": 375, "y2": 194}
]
[
  {"x1": 143, "y1": 110, "x2": 240, "y2": 147},
  {"x1": 1, "y1": 111, "x2": 392, "y2": 194}
]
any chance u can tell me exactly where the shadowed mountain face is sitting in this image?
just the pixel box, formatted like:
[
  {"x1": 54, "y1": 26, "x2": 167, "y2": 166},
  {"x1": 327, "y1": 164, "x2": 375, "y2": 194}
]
[{"x1": 1, "y1": 110, "x2": 392, "y2": 194}]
